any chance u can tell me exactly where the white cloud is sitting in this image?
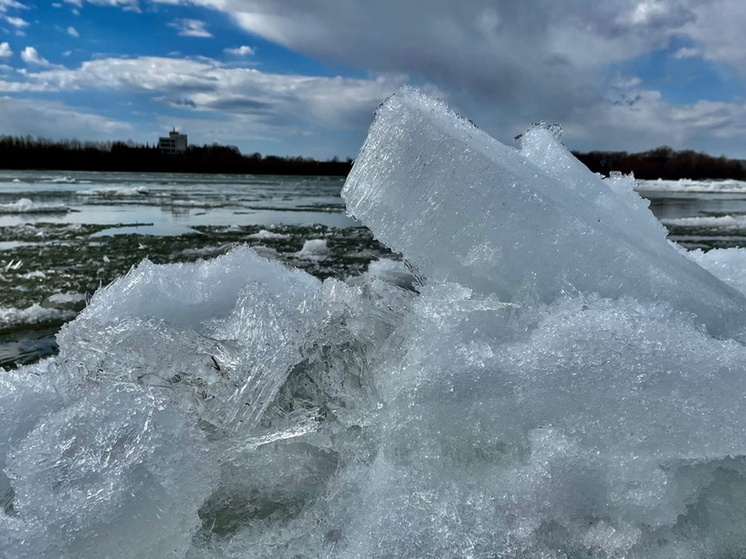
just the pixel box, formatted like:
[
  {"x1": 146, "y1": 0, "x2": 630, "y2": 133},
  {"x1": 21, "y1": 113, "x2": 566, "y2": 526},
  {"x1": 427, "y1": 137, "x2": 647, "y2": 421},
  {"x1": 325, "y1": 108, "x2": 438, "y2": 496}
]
[
  {"x1": 4, "y1": 15, "x2": 28, "y2": 28},
  {"x1": 683, "y1": 0, "x2": 746, "y2": 74},
  {"x1": 186, "y1": 0, "x2": 699, "y2": 129},
  {"x1": 673, "y1": 46, "x2": 700, "y2": 59},
  {"x1": 224, "y1": 45, "x2": 254, "y2": 56},
  {"x1": 63, "y1": 0, "x2": 140, "y2": 9},
  {"x1": 623, "y1": 0, "x2": 693, "y2": 27},
  {"x1": 5, "y1": 0, "x2": 746, "y2": 156},
  {"x1": 0, "y1": 96, "x2": 132, "y2": 139},
  {"x1": 157, "y1": 0, "x2": 746, "y2": 154},
  {"x1": 0, "y1": 0, "x2": 25, "y2": 12},
  {"x1": 0, "y1": 55, "x2": 406, "y2": 132},
  {"x1": 67, "y1": 26, "x2": 79, "y2": 37},
  {"x1": 565, "y1": 81, "x2": 746, "y2": 156},
  {"x1": 20, "y1": 46, "x2": 57, "y2": 67},
  {"x1": 0, "y1": 42, "x2": 11, "y2": 58},
  {"x1": 168, "y1": 18, "x2": 211, "y2": 37},
  {"x1": 47, "y1": 1, "x2": 746, "y2": 91},
  {"x1": 44, "y1": 2, "x2": 746, "y2": 120}
]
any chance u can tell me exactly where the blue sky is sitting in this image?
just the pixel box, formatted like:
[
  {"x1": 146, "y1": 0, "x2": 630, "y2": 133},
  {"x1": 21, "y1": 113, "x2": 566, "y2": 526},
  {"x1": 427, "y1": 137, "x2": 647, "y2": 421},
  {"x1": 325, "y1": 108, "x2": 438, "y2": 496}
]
[{"x1": 0, "y1": 1, "x2": 745, "y2": 159}]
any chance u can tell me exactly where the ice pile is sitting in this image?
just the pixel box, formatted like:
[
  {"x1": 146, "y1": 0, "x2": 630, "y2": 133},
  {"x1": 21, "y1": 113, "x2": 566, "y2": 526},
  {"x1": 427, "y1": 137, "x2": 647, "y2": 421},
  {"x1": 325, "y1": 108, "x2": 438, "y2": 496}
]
[
  {"x1": 0, "y1": 198, "x2": 72, "y2": 214},
  {"x1": 0, "y1": 304, "x2": 74, "y2": 329},
  {"x1": 639, "y1": 178, "x2": 746, "y2": 193},
  {"x1": 4, "y1": 87, "x2": 746, "y2": 558},
  {"x1": 662, "y1": 214, "x2": 746, "y2": 232},
  {"x1": 81, "y1": 186, "x2": 149, "y2": 197}
]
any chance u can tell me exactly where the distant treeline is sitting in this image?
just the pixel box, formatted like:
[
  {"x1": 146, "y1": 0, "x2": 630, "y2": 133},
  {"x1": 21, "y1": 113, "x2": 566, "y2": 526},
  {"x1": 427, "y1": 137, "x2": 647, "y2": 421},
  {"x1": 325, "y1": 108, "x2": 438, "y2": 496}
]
[
  {"x1": 572, "y1": 146, "x2": 746, "y2": 180},
  {"x1": 3, "y1": 135, "x2": 744, "y2": 180},
  {"x1": 0, "y1": 136, "x2": 353, "y2": 176}
]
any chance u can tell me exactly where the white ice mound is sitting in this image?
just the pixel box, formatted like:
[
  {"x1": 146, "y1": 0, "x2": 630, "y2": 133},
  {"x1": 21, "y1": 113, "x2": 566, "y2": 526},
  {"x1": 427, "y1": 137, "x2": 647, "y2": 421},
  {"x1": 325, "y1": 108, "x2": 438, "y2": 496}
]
[{"x1": 343, "y1": 86, "x2": 746, "y2": 338}]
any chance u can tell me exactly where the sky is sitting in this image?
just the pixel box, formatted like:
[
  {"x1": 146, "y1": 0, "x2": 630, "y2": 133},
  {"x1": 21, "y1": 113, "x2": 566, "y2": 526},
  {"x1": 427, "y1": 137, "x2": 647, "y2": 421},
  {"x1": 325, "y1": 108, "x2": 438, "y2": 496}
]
[{"x1": 0, "y1": 1, "x2": 745, "y2": 159}]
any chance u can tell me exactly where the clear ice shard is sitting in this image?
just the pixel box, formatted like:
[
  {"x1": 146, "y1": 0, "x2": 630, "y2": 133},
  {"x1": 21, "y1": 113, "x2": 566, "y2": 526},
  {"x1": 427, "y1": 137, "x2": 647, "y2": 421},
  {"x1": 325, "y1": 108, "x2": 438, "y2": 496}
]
[
  {"x1": 343, "y1": 86, "x2": 746, "y2": 338},
  {"x1": 56, "y1": 247, "x2": 323, "y2": 431}
]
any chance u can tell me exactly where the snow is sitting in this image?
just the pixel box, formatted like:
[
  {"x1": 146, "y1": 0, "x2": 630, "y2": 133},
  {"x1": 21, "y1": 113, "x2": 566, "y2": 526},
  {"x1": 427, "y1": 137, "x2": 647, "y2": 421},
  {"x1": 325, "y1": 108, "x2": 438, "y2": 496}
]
[{"x1": 4, "y1": 87, "x2": 746, "y2": 558}]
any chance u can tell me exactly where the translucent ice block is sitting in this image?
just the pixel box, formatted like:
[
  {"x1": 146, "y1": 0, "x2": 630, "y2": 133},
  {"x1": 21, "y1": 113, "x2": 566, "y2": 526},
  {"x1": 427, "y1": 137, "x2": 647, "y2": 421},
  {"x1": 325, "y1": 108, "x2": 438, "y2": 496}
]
[{"x1": 343, "y1": 87, "x2": 746, "y2": 338}]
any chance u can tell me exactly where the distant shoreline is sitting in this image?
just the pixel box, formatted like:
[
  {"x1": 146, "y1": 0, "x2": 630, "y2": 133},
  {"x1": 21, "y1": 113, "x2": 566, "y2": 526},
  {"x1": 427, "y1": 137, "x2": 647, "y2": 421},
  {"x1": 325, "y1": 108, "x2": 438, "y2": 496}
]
[
  {"x1": 0, "y1": 136, "x2": 353, "y2": 176},
  {"x1": 572, "y1": 146, "x2": 746, "y2": 181},
  {"x1": 1, "y1": 135, "x2": 745, "y2": 180}
]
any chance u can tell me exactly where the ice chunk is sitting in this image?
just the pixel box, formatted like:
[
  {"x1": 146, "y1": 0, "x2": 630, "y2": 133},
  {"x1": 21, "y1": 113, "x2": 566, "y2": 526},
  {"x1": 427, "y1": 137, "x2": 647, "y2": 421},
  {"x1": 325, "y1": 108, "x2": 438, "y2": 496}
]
[
  {"x1": 57, "y1": 246, "x2": 322, "y2": 431},
  {"x1": 662, "y1": 214, "x2": 746, "y2": 232},
  {"x1": 246, "y1": 229, "x2": 291, "y2": 240},
  {"x1": 687, "y1": 247, "x2": 746, "y2": 296},
  {"x1": 0, "y1": 304, "x2": 75, "y2": 329},
  {"x1": 7, "y1": 384, "x2": 217, "y2": 558},
  {"x1": 47, "y1": 292, "x2": 86, "y2": 304},
  {"x1": 360, "y1": 258, "x2": 418, "y2": 291},
  {"x1": 343, "y1": 87, "x2": 746, "y2": 338},
  {"x1": 323, "y1": 284, "x2": 746, "y2": 559},
  {"x1": 518, "y1": 126, "x2": 667, "y2": 246},
  {"x1": 296, "y1": 238, "x2": 330, "y2": 260},
  {"x1": 0, "y1": 364, "x2": 61, "y2": 539}
]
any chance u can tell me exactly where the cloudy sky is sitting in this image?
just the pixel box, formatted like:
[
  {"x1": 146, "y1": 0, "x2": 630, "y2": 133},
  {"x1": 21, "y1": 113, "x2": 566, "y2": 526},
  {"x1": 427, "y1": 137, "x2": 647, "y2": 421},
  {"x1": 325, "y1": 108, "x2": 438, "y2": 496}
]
[{"x1": 0, "y1": 0, "x2": 744, "y2": 159}]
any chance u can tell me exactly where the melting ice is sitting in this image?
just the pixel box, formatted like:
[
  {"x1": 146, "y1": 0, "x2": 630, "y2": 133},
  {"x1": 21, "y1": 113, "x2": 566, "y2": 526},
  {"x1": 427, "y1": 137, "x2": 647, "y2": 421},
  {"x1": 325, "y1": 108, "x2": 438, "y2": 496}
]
[{"x1": 5, "y1": 87, "x2": 746, "y2": 558}]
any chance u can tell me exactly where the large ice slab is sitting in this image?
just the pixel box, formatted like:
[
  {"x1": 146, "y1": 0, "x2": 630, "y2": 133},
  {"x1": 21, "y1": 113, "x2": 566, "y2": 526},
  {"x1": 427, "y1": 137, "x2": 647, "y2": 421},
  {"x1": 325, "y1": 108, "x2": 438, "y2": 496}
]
[{"x1": 343, "y1": 87, "x2": 746, "y2": 338}]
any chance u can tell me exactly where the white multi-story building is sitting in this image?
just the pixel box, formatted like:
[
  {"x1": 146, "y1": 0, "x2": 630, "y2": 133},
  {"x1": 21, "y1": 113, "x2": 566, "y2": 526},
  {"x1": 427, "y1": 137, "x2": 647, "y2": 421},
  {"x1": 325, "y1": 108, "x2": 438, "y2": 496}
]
[{"x1": 158, "y1": 129, "x2": 188, "y2": 155}]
